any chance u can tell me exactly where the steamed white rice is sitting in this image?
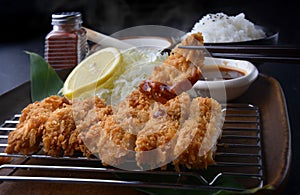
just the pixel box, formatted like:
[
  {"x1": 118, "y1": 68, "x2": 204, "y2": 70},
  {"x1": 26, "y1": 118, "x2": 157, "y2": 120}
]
[{"x1": 189, "y1": 13, "x2": 266, "y2": 43}]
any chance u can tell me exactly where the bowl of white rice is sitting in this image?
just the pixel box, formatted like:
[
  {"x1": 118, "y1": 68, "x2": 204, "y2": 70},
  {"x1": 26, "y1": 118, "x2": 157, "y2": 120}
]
[{"x1": 187, "y1": 13, "x2": 278, "y2": 44}]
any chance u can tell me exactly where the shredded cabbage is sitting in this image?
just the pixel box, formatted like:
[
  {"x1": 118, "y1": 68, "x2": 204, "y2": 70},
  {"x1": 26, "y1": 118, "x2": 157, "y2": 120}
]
[{"x1": 96, "y1": 48, "x2": 168, "y2": 105}]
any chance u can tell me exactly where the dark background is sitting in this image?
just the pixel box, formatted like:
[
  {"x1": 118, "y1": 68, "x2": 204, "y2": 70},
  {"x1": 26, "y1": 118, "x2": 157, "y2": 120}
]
[
  {"x1": 0, "y1": 0, "x2": 299, "y2": 194},
  {"x1": 1, "y1": 0, "x2": 299, "y2": 44}
]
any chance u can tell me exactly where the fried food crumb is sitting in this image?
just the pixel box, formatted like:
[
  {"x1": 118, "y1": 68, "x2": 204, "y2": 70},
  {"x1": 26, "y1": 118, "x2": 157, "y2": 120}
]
[{"x1": 5, "y1": 96, "x2": 69, "y2": 155}]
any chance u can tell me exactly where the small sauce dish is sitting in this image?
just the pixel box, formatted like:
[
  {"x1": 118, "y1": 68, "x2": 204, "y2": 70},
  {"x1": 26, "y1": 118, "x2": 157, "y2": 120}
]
[{"x1": 192, "y1": 57, "x2": 258, "y2": 102}]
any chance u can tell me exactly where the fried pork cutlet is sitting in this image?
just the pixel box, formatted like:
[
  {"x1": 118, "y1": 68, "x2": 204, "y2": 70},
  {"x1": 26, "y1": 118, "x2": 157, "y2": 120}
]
[
  {"x1": 5, "y1": 95, "x2": 111, "y2": 157},
  {"x1": 151, "y1": 33, "x2": 204, "y2": 85},
  {"x1": 43, "y1": 96, "x2": 113, "y2": 157},
  {"x1": 42, "y1": 105, "x2": 79, "y2": 156},
  {"x1": 96, "y1": 114, "x2": 137, "y2": 166},
  {"x1": 95, "y1": 90, "x2": 152, "y2": 166},
  {"x1": 139, "y1": 32, "x2": 205, "y2": 103},
  {"x1": 135, "y1": 33, "x2": 224, "y2": 170},
  {"x1": 173, "y1": 97, "x2": 223, "y2": 170},
  {"x1": 135, "y1": 92, "x2": 191, "y2": 169},
  {"x1": 42, "y1": 95, "x2": 112, "y2": 157},
  {"x1": 75, "y1": 96, "x2": 113, "y2": 157},
  {"x1": 114, "y1": 90, "x2": 154, "y2": 134},
  {"x1": 171, "y1": 32, "x2": 205, "y2": 70},
  {"x1": 72, "y1": 96, "x2": 108, "y2": 129},
  {"x1": 5, "y1": 96, "x2": 69, "y2": 155},
  {"x1": 135, "y1": 94, "x2": 223, "y2": 170}
]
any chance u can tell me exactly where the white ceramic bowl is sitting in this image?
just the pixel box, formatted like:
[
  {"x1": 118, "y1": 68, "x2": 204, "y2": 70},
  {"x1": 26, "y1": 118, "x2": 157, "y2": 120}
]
[
  {"x1": 90, "y1": 36, "x2": 173, "y2": 54},
  {"x1": 120, "y1": 36, "x2": 173, "y2": 49},
  {"x1": 192, "y1": 57, "x2": 258, "y2": 102}
]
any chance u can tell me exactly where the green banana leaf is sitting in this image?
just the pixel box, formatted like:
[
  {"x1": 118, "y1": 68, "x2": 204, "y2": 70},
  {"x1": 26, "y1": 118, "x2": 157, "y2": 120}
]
[{"x1": 27, "y1": 51, "x2": 63, "y2": 102}]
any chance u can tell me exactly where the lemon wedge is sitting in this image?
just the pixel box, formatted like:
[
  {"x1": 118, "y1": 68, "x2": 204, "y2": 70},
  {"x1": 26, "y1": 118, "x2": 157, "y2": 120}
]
[{"x1": 63, "y1": 47, "x2": 122, "y2": 99}]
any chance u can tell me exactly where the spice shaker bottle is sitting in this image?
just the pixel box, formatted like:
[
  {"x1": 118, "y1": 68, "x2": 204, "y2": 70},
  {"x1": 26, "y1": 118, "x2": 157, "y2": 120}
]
[{"x1": 44, "y1": 12, "x2": 88, "y2": 73}]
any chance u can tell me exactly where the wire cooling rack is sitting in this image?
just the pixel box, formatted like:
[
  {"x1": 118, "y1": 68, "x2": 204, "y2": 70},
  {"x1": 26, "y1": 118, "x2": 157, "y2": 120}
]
[{"x1": 0, "y1": 103, "x2": 263, "y2": 192}]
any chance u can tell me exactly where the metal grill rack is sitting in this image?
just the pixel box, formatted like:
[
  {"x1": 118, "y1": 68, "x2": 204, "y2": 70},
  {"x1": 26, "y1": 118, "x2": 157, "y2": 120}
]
[{"x1": 0, "y1": 103, "x2": 263, "y2": 192}]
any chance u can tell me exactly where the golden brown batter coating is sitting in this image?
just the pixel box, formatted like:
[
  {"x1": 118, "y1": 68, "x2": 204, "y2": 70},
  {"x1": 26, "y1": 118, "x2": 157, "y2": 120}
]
[
  {"x1": 95, "y1": 90, "x2": 153, "y2": 166},
  {"x1": 5, "y1": 96, "x2": 69, "y2": 154},
  {"x1": 173, "y1": 97, "x2": 223, "y2": 170},
  {"x1": 134, "y1": 94, "x2": 223, "y2": 170},
  {"x1": 96, "y1": 114, "x2": 137, "y2": 166},
  {"x1": 135, "y1": 93, "x2": 191, "y2": 169},
  {"x1": 114, "y1": 90, "x2": 154, "y2": 134},
  {"x1": 139, "y1": 32, "x2": 204, "y2": 103},
  {"x1": 71, "y1": 96, "x2": 113, "y2": 157},
  {"x1": 42, "y1": 105, "x2": 80, "y2": 156}
]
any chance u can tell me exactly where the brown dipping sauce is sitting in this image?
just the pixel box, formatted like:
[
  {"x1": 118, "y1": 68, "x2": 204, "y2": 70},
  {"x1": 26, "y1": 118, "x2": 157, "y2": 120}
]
[{"x1": 199, "y1": 66, "x2": 246, "y2": 81}]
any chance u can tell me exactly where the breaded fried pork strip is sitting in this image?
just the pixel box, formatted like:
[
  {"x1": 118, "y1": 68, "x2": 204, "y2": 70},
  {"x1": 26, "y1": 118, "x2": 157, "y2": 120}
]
[
  {"x1": 42, "y1": 105, "x2": 80, "y2": 156},
  {"x1": 173, "y1": 97, "x2": 223, "y2": 170},
  {"x1": 135, "y1": 94, "x2": 223, "y2": 170},
  {"x1": 40, "y1": 96, "x2": 114, "y2": 158},
  {"x1": 95, "y1": 90, "x2": 153, "y2": 166},
  {"x1": 5, "y1": 96, "x2": 69, "y2": 155},
  {"x1": 135, "y1": 33, "x2": 224, "y2": 170},
  {"x1": 114, "y1": 90, "x2": 154, "y2": 134},
  {"x1": 73, "y1": 96, "x2": 112, "y2": 157},
  {"x1": 96, "y1": 114, "x2": 136, "y2": 166},
  {"x1": 139, "y1": 33, "x2": 205, "y2": 103},
  {"x1": 6, "y1": 95, "x2": 111, "y2": 157},
  {"x1": 135, "y1": 92, "x2": 191, "y2": 169}
]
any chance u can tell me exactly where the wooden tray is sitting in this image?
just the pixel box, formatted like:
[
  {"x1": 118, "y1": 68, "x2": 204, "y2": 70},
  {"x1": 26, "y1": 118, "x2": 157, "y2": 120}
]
[
  {"x1": 234, "y1": 74, "x2": 291, "y2": 192},
  {"x1": 0, "y1": 74, "x2": 291, "y2": 194}
]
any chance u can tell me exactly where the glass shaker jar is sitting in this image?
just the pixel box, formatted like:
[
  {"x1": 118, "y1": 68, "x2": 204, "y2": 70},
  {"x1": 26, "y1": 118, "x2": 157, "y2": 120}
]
[{"x1": 44, "y1": 12, "x2": 88, "y2": 73}]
